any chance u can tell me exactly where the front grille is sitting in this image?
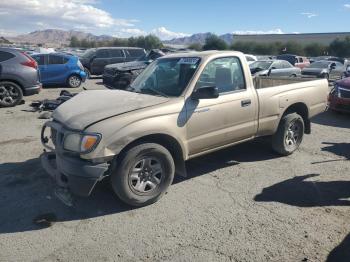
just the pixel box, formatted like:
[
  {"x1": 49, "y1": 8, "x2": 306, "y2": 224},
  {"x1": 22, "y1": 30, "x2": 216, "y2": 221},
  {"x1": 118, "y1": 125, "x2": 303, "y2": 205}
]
[
  {"x1": 50, "y1": 127, "x2": 63, "y2": 147},
  {"x1": 339, "y1": 87, "x2": 350, "y2": 99}
]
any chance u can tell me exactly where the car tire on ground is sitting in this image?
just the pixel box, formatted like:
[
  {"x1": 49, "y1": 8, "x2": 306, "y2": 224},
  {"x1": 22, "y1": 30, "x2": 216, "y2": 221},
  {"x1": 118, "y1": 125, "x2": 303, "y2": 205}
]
[
  {"x1": 67, "y1": 75, "x2": 82, "y2": 88},
  {"x1": 111, "y1": 143, "x2": 175, "y2": 207},
  {"x1": 272, "y1": 113, "x2": 305, "y2": 156},
  {"x1": 0, "y1": 81, "x2": 23, "y2": 107}
]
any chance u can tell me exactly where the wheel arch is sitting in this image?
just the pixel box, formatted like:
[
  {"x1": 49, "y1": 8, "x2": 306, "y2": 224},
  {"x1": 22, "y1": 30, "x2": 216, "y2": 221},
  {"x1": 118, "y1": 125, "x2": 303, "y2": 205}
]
[
  {"x1": 282, "y1": 102, "x2": 310, "y2": 134},
  {"x1": 0, "y1": 79, "x2": 25, "y2": 94},
  {"x1": 116, "y1": 133, "x2": 187, "y2": 177}
]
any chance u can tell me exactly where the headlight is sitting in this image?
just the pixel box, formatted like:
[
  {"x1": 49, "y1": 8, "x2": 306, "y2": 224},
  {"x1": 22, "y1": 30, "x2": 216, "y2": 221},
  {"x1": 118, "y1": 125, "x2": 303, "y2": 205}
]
[{"x1": 63, "y1": 133, "x2": 101, "y2": 153}]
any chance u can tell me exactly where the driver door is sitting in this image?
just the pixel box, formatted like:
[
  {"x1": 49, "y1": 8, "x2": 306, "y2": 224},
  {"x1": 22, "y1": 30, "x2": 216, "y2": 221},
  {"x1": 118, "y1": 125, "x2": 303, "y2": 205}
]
[{"x1": 185, "y1": 57, "x2": 258, "y2": 156}]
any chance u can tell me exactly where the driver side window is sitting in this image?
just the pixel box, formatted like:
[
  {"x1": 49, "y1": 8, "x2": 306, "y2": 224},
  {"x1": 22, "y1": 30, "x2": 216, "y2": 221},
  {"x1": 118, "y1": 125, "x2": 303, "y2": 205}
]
[{"x1": 195, "y1": 57, "x2": 246, "y2": 94}]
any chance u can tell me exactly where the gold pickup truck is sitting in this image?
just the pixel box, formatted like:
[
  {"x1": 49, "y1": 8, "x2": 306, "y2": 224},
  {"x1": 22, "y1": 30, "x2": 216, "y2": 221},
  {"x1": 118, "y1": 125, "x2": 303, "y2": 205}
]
[{"x1": 41, "y1": 51, "x2": 328, "y2": 206}]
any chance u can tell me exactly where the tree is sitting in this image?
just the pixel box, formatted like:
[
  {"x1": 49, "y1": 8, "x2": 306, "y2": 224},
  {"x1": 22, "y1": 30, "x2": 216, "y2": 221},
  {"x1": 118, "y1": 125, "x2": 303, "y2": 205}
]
[
  {"x1": 304, "y1": 43, "x2": 328, "y2": 57},
  {"x1": 329, "y1": 37, "x2": 350, "y2": 57},
  {"x1": 203, "y1": 34, "x2": 228, "y2": 50},
  {"x1": 188, "y1": 43, "x2": 203, "y2": 51},
  {"x1": 70, "y1": 36, "x2": 80, "y2": 47}
]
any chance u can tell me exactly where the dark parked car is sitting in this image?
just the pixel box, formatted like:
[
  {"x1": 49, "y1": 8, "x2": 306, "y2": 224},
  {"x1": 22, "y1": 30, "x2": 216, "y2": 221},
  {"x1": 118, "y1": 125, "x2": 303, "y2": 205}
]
[
  {"x1": 0, "y1": 48, "x2": 41, "y2": 107},
  {"x1": 250, "y1": 60, "x2": 301, "y2": 77},
  {"x1": 328, "y1": 77, "x2": 350, "y2": 113},
  {"x1": 276, "y1": 54, "x2": 310, "y2": 69},
  {"x1": 79, "y1": 47, "x2": 146, "y2": 77},
  {"x1": 301, "y1": 60, "x2": 348, "y2": 81},
  {"x1": 32, "y1": 53, "x2": 87, "y2": 88},
  {"x1": 103, "y1": 49, "x2": 165, "y2": 89}
]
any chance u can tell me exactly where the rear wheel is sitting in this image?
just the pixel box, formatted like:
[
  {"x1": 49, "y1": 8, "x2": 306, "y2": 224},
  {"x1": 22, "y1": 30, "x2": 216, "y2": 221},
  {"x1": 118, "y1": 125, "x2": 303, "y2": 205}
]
[
  {"x1": 111, "y1": 143, "x2": 175, "y2": 207},
  {"x1": 0, "y1": 81, "x2": 23, "y2": 107},
  {"x1": 67, "y1": 75, "x2": 82, "y2": 88},
  {"x1": 272, "y1": 113, "x2": 305, "y2": 156}
]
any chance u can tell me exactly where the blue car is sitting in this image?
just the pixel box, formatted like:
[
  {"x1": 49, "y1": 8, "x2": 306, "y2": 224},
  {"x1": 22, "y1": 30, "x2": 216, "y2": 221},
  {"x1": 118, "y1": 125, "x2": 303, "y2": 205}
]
[{"x1": 32, "y1": 53, "x2": 87, "y2": 88}]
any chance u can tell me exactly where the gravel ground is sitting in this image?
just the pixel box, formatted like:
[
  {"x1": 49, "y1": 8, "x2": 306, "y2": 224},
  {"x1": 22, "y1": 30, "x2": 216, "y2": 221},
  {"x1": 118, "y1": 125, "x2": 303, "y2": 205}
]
[{"x1": 0, "y1": 79, "x2": 349, "y2": 262}]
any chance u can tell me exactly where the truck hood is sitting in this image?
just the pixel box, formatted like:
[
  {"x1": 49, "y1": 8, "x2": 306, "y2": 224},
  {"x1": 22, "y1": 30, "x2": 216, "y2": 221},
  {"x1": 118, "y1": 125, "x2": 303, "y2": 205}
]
[
  {"x1": 106, "y1": 61, "x2": 147, "y2": 72},
  {"x1": 52, "y1": 90, "x2": 169, "y2": 130}
]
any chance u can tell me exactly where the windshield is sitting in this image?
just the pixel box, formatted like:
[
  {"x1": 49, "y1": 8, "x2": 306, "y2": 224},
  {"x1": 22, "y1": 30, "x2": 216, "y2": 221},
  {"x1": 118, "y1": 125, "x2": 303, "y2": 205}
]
[
  {"x1": 81, "y1": 49, "x2": 96, "y2": 59},
  {"x1": 128, "y1": 57, "x2": 201, "y2": 97},
  {"x1": 307, "y1": 61, "x2": 331, "y2": 68},
  {"x1": 250, "y1": 61, "x2": 273, "y2": 70}
]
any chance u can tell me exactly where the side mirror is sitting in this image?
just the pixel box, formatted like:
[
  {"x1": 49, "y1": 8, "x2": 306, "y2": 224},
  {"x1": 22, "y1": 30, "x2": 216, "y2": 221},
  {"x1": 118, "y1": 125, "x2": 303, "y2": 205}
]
[{"x1": 191, "y1": 86, "x2": 219, "y2": 100}]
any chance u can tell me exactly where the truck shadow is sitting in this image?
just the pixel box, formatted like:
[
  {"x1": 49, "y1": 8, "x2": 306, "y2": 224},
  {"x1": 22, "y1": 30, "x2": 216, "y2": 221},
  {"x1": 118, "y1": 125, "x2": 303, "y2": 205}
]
[
  {"x1": 327, "y1": 233, "x2": 350, "y2": 262},
  {"x1": 255, "y1": 174, "x2": 350, "y2": 261},
  {"x1": 0, "y1": 140, "x2": 279, "y2": 234},
  {"x1": 312, "y1": 110, "x2": 350, "y2": 129},
  {"x1": 254, "y1": 174, "x2": 350, "y2": 207}
]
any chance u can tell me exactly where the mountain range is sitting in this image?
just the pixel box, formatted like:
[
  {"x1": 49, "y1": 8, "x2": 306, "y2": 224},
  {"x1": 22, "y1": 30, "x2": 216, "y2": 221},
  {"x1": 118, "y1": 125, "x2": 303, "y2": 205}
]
[
  {"x1": 3, "y1": 29, "x2": 237, "y2": 47},
  {"x1": 7, "y1": 29, "x2": 114, "y2": 46}
]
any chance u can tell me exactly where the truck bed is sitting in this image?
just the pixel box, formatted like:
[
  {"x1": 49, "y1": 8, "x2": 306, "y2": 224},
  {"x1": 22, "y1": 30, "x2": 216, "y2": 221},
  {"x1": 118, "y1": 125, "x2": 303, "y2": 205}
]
[{"x1": 254, "y1": 76, "x2": 322, "y2": 89}]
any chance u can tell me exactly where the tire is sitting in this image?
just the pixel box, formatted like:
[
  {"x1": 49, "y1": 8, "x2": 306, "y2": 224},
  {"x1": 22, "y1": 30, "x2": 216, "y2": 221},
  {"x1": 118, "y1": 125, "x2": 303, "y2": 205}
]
[
  {"x1": 111, "y1": 143, "x2": 175, "y2": 207},
  {"x1": 67, "y1": 75, "x2": 82, "y2": 88},
  {"x1": 272, "y1": 113, "x2": 305, "y2": 156},
  {"x1": 0, "y1": 81, "x2": 23, "y2": 107},
  {"x1": 84, "y1": 68, "x2": 91, "y2": 79}
]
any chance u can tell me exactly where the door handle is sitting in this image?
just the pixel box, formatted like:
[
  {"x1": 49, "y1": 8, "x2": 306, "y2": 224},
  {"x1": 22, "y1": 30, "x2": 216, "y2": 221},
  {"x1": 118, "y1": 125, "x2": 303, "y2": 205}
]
[{"x1": 241, "y1": 99, "x2": 252, "y2": 107}]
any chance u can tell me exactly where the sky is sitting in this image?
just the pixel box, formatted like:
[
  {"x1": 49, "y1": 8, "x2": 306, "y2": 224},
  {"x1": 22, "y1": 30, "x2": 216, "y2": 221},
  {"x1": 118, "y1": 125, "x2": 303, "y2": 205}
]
[{"x1": 0, "y1": 0, "x2": 350, "y2": 40}]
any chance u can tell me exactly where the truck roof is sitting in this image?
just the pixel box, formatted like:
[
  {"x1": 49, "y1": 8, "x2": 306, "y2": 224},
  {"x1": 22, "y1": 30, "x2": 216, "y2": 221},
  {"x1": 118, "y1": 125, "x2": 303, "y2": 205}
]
[{"x1": 161, "y1": 50, "x2": 244, "y2": 59}]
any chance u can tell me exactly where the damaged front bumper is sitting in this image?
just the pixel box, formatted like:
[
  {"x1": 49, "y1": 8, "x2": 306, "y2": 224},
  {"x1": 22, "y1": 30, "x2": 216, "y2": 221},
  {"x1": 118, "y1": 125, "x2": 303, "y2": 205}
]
[{"x1": 41, "y1": 121, "x2": 109, "y2": 197}]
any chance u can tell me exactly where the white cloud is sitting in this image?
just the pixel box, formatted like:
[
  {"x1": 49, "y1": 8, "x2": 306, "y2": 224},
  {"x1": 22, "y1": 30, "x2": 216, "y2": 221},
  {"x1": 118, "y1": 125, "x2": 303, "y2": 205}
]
[
  {"x1": 301, "y1": 12, "x2": 318, "y2": 18},
  {"x1": 150, "y1": 27, "x2": 190, "y2": 40},
  {"x1": 345, "y1": 4, "x2": 350, "y2": 9},
  {"x1": 232, "y1": 29, "x2": 284, "y2": 35},
  {"x1": 0, "y1": 0, "x2": 136, "y2": 35},
  {"x1": 120, "y1": 28, "x2": 147, "y2": 36}
]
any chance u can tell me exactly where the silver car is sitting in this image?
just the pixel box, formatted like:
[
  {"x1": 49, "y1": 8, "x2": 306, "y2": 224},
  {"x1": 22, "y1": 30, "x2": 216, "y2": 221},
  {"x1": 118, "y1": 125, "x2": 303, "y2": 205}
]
[
  {"x1": 0, "y1": 48, "x2": 41, "y2": 107},
  {"x1": 250, "y1": 60, "x2": 301, "y2": 77}
]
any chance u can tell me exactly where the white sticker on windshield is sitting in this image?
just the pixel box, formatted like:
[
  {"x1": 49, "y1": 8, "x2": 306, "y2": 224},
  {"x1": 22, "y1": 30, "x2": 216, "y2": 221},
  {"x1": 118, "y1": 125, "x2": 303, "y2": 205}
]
[{"x1": 178, "y1": 58, "x2": 200, "y2": 65}]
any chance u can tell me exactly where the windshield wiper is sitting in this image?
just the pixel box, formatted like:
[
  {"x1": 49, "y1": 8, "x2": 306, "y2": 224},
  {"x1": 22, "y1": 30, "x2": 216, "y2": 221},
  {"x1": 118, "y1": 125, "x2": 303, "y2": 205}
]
[{"x1": 140, "y1": 87, "x2": 168, "y2": 98}]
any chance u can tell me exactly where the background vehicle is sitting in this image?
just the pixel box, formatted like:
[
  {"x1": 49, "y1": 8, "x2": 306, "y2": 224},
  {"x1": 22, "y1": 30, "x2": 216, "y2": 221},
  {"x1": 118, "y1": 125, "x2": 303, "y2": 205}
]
[
  {"x1": 328, "y1": 77, "x2": 350, "y2": 113},
  {"x1": 250, "y1": 60, "x2": 301, "y2": 77},
  {"x1": 41, "y1": 51, "x2": 328, "y2": 207},
  {"x1": 79, "y1": 47, "x2": 146, "y2": 77},
  {"x1": 32, "y1": 53, "x2": 86, "y2": 88},
  {"x1": 277, "y1": 54, "x2": 310, "y2": 69},
  {"x1": 301, "y1": 60, "x2": 347, "y2": 81},
  {"x1": 0, "y1": 48, "x2": 41, "y2": 107},
  {"x1": 245, "y1": 54, "x2": 257, "y2": 65},
  {"x1": 103, "y1": 49, "x2": 165, "y2": 89}
]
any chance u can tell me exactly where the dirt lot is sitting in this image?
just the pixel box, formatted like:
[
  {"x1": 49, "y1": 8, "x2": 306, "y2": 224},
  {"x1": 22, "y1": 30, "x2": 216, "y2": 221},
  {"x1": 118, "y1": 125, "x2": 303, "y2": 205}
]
[{"x1": 0, "y1": 79, "x2": 349, "y2": 262}]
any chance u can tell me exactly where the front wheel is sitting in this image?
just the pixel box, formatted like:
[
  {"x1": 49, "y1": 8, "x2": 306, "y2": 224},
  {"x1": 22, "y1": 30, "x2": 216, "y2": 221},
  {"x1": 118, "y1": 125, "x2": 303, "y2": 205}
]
[
  {"x1": 111, "y1": 143, "x2": 175, "y2": 207},
  {"x1": 0, "y1": 81, "x2": 23, "y2": 107},
  {"x1": 67, "y1": 75, "x2": 82, "y2": 88},
  {"x1": 272, "y1": 113, "x2": 305, "y2": 156}
]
